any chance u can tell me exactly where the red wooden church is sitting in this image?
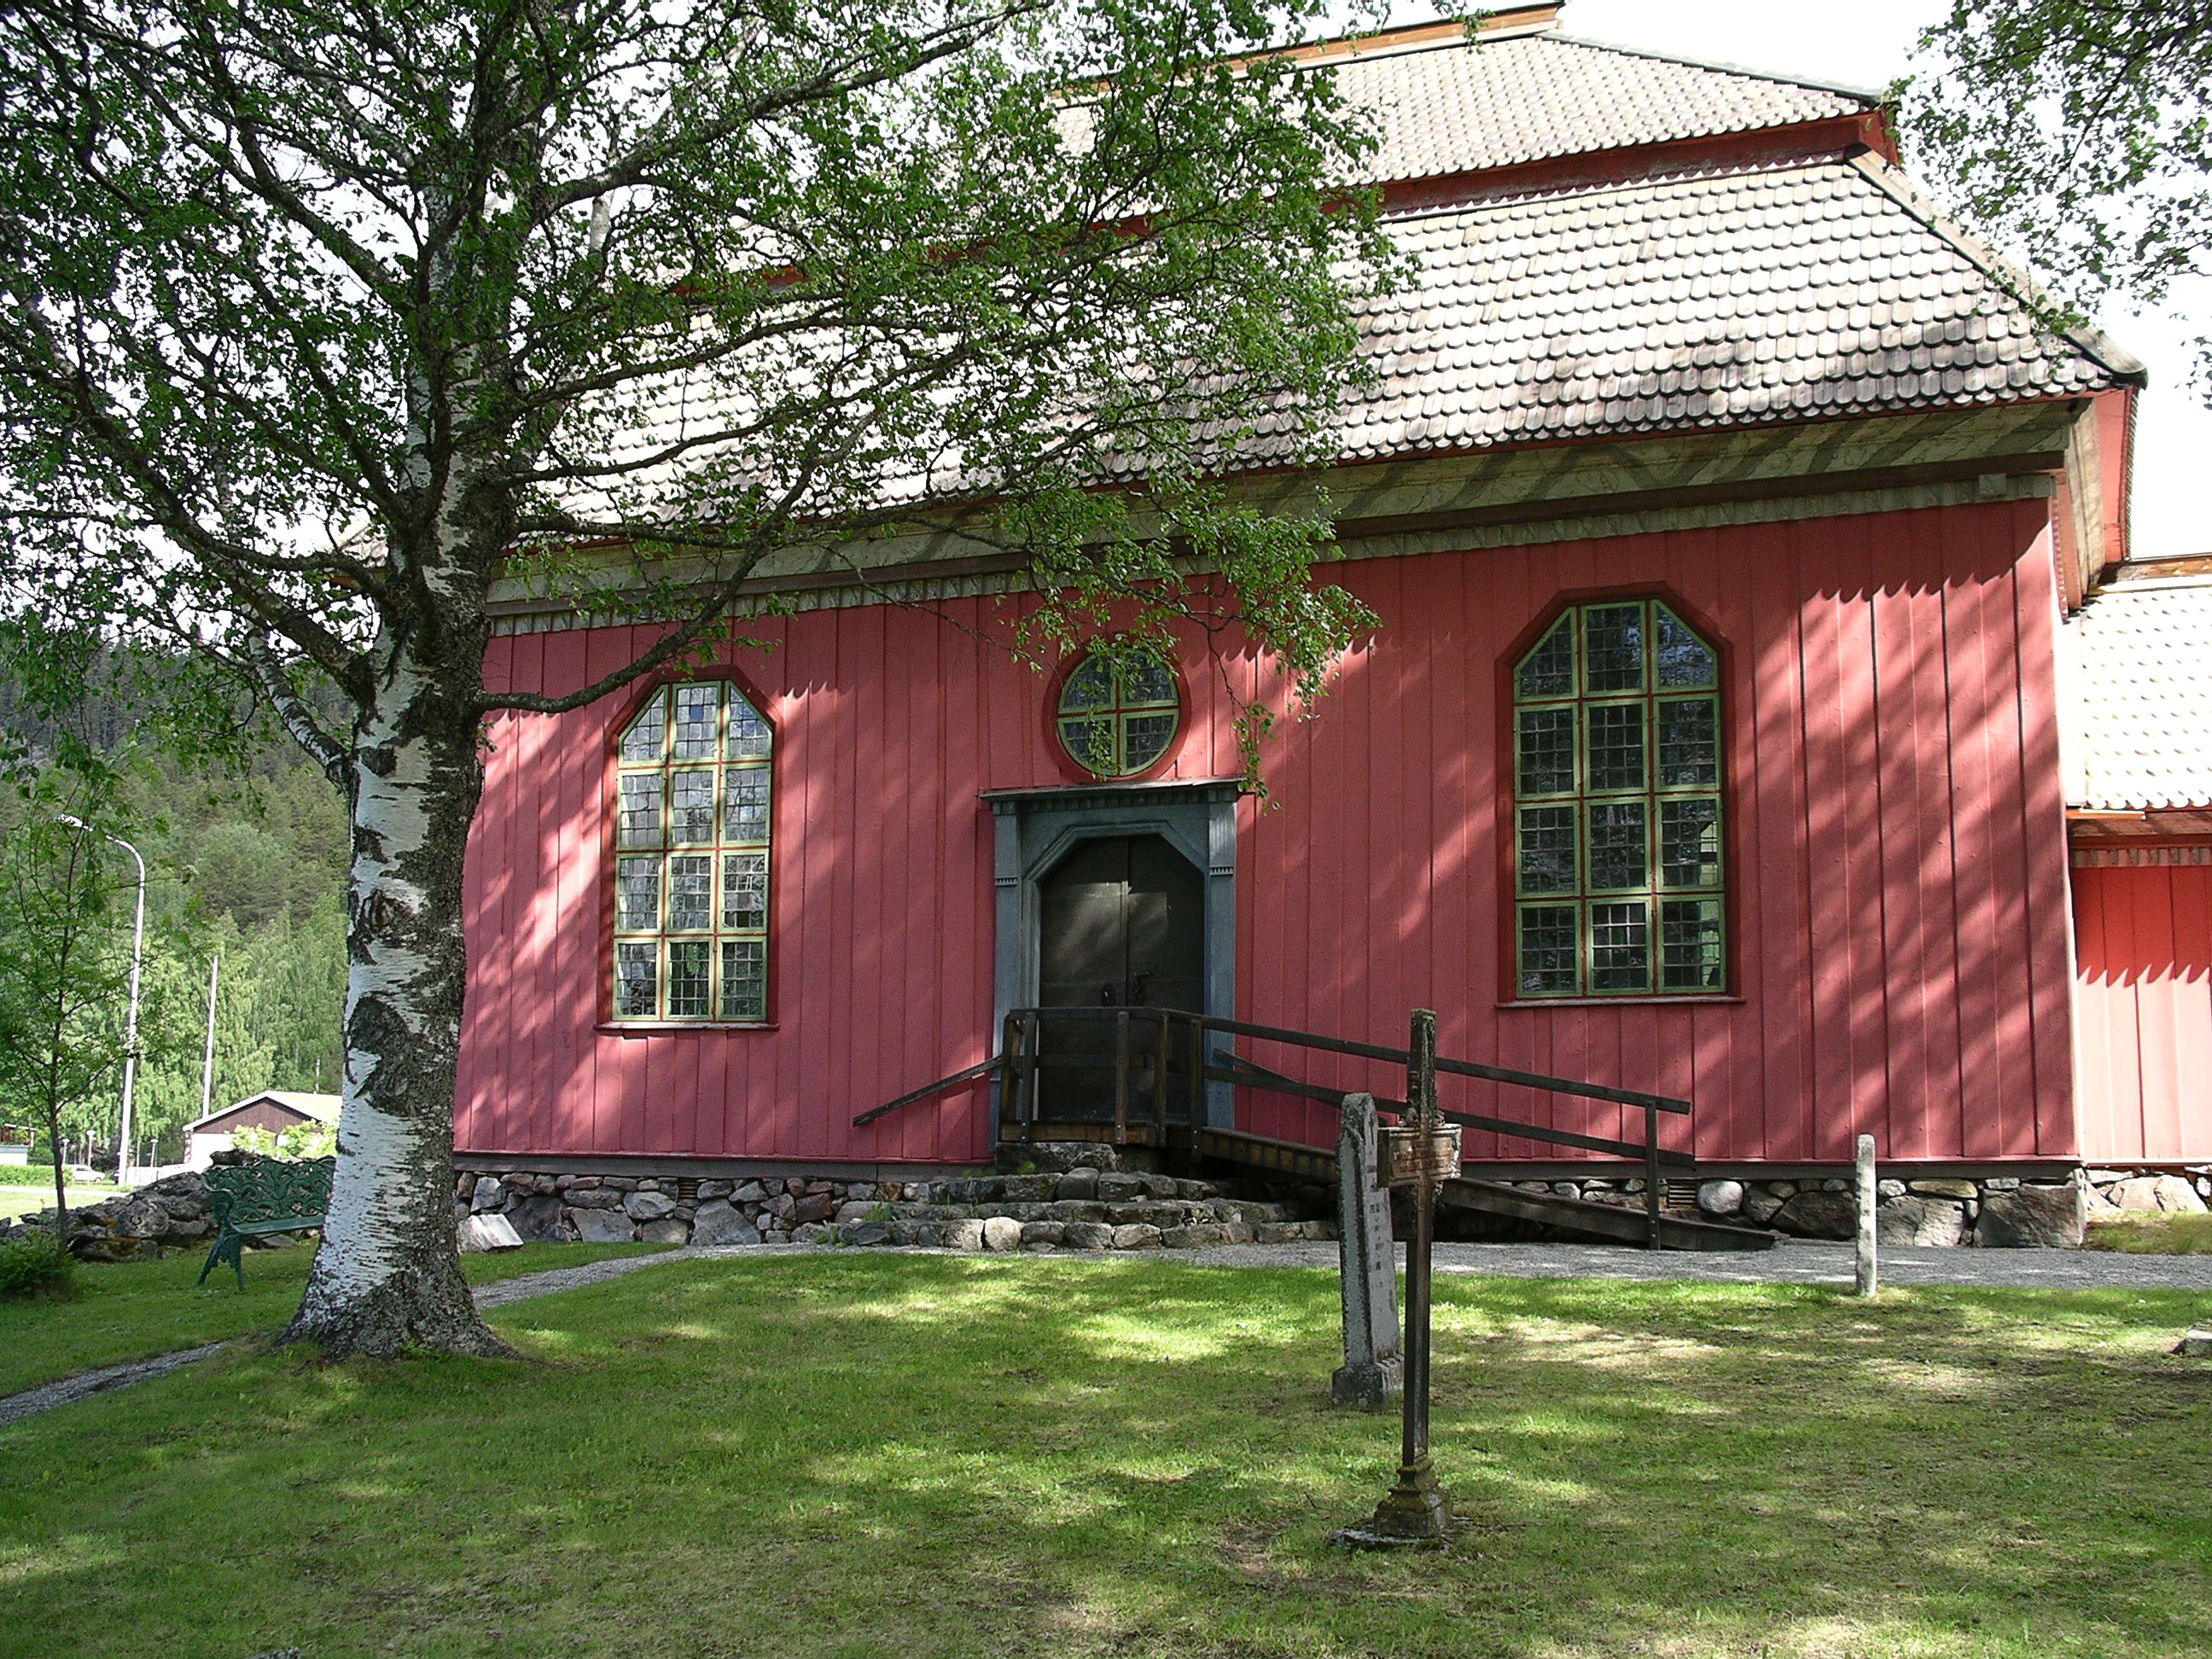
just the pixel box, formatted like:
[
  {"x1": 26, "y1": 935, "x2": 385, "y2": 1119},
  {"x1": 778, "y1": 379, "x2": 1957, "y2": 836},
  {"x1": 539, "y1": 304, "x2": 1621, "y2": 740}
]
[{"x1": 454, "y1": 6, "x2": 2209, "y2": 1236}]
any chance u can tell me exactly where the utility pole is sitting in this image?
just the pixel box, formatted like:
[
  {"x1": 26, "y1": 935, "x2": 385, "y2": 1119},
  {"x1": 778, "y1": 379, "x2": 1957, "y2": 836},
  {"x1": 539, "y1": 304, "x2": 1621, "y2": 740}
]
[{"x1": 199, "y1": 954, "x2": 222, "y2": 1122}]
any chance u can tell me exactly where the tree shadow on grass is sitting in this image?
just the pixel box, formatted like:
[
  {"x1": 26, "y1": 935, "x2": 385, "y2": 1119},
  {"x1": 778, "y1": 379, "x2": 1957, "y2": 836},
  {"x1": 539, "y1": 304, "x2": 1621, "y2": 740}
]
[{"x1": 0, "y1": 1255, "x2": 2204, "y2": 1659}]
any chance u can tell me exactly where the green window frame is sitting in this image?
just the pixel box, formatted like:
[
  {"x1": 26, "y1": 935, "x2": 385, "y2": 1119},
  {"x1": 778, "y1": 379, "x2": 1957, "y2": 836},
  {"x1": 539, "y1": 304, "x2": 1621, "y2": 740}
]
[
  {"x1": 611, "y1": 680, "x2": 772, "y2": 1023},
  {"x1": 1511, "y1": 599, "x2": 1726, "y2": 999},
  {"x1": 1056, "y1": 651, "x2": 1180, "y2": 778}
]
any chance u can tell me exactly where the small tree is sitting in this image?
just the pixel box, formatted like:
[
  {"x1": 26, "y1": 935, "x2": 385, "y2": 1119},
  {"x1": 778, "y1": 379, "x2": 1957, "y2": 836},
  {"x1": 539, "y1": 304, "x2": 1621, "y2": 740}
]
[
  {"x1": 0, "y1": 775, "x2": 134, "y2": 1231},
  {"x1": 0, "y1": 0, "x2": 1394, "y2": 1356},
  {"x1": 1910, "y1": 0, "x2": 2212, "y2": 398}
]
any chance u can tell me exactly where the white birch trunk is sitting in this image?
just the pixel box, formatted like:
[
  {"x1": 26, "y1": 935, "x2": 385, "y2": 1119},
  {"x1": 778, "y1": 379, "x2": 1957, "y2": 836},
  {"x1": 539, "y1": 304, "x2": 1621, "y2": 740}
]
[{"x1": 282, "y1": 597, "x2": 509, "y2": 1358}]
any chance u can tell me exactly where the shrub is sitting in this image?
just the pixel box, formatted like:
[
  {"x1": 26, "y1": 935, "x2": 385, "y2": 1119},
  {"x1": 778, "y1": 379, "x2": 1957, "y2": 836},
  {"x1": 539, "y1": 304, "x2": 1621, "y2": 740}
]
[
  {"x1": 230, "y1": 1121, "x2": 336, "y2": 1160},
  {"x1": 0, "y1": 1232, "x2": 77, "y2": 1300}
]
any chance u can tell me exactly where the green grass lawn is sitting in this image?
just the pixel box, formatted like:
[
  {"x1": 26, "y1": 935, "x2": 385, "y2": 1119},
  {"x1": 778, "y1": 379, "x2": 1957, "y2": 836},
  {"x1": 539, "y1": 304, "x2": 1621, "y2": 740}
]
[
  {"x1": 0, "y1": 1241, "x2": 667, "y2": 1396},
  {"x1": 0, "y1": 1254, "x2": 2205, "y2": 1659},
  {"x1": 2085, "y1": 1210, "x2": 2212, "y2": 1254}
]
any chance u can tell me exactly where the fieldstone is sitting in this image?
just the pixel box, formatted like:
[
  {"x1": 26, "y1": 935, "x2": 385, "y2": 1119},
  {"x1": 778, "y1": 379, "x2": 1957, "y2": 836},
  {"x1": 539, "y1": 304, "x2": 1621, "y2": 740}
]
[
  {"x1": 1161, "y1": 1223, "x2": 1231, "y2": 1249},
  {"x1": 566, "y1": 1187, "x2": 621, "y2": 1209},
  {"x1": 981, "y1": 1216, "x2": 1023, "y2": 1252},
  {"x1": 792, "y1": 1222, "x2": 830, "y2": 1243},
  {"x1": 2115, "y1": 1175, "x2": 2208, "y2": 1214},
  {"x1": 532, "y1": 1174, "x2": 558, "y2": 1195},
  {"x1": 2085, "y1": 1182, "x2": 2121, "y2": 1212},
  {"x1": 732, "y1": 1180, "x2": 767, "y2": 1202},
  {"x1": 572, "y1": 1208, "x2": 634, "y2": 1243},
  {"x1": 1063, "y1": 1221, "x2": 1114, "y2": 1250},
  {"x1": 1767, "y1": 1181, "x2": 1797, "y2": 1199},
  {"x1": 1820, "y1": 1179, "x2": 1849, "y2": 1193},
  {"x1": 513, "y1": 1193, "x2": 568, "y2": 1242},
  {"x1": 471, "y1": 1176, "x2": 504, "y2": 1211},
  {"x1": 690, "y1": 1200, "x2": 762, "y2": 1247},
  {"x1": 1772, "y1": 1190, "x2": 1857, "y2": 1240},
  {"x1": 461, "y1": 1213, "x2": 525, "y2": 1252},
  {"x1": 792, "y1": 1192, "x2": 835, "y2": 1225},
  {"x1": 1877, "y1": 1179, "x2": 1907, "y2": 1199},
  {"x1": 1983, "y1": 1177, "x2": 2021, "y2": 1191},
  {"x1": 1020, "y1": 1221, "x2": 1067, "y2": 1248},
  {"x1": 1876, "y1": 1195, "x2": 1968, "y2": 1248},
  {"x1": 1254, "y1": 1222, "x2": 1303, "y2": 1243},
  {"x1": 1097, "y1": 1173, "x2": 1146, "y2": 1203},
  {"x1": 1697, "y1": 1179, "x2": 1744, "y2": 1216},
  {"x1": 1550, "y1": 1182, "x2": 1582, "y2": 1201},
  {"x1": 626, "y1": 1190, "x2": 678, "y2": 1221},
  {"x1": 696, "y1": 1179, "x2": 734, "y2": 1201},
  {"x1": 1057, "y1": 1167, "x2": 1099, "y2": 1200},
  {"x1": 840, "y1": 1221, "x2": 892, "y2": 1247},
  {"x1": 999, "y1": 1174, "x2": 1057, "y2": 1202},
  {"x1": 770, "y1": 1192, "x2": 797, "y2": 1220},
  {"x1": 942, "y1": 1219, "x2": 987, "y2": 1251},
  {"x1": 604, "y1": 1177, "x2": 638, "y2": 1192},
  {"x1": 1909, "y1": 1178, "x2": 1978, "y2": 1200},
  {"x1": 1975, "y1": 1184, "x2": 2085, "y2": 1248},
  {"x1": 1017, "y1": 1142, "x2": 1127, "y2": 1174},
  {"x1": 1110, "y1": 1223, "x2": 1163, "y2": 1249},
  {"x1": 834, "y1": 1201, "x2": 879, "y2": 1224},
  {"x1": 2174, "y1": 1329, "x2": 2212, "y2": 1358},
  {"x1": 1741, "y1": 1188, "x2": 1784, "y2": 1225},
  {"x1": 501, "y1": 1172, "x2": 534, "y2": 1190}
]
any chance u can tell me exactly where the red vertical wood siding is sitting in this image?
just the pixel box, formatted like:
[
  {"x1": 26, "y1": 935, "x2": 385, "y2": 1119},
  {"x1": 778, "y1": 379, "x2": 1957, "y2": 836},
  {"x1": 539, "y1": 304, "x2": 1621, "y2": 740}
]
[
  {"x1": 2072, "y1": 862, "x2": 2212, "y2": 1162},
  {"x1": 457, "y1": 497, "x2": 2080, "y2": 1167}
]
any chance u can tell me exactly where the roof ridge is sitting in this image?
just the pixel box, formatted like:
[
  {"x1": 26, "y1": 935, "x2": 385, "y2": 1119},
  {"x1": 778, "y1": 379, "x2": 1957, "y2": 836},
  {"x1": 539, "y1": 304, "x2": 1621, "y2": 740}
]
[
  {"x1": 1546, "y1": 30, "x2": 1887, "y2": 107},
  {"x1": 1844, "y1": 154, "x2": 2146, "y2": 385}
]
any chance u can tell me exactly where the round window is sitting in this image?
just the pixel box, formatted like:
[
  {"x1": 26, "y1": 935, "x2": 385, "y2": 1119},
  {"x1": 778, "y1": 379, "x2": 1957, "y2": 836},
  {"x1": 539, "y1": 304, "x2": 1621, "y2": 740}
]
[{"x1": 1056, "y1": 651, "x2": 1180, "y2": 778}]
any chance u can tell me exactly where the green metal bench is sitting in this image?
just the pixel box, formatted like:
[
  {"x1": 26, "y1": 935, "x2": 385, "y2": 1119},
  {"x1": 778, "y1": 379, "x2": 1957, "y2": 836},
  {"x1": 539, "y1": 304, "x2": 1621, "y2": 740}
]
[{"x1": 197, "y1": 1157, "x2": 335, "y2": 1289}]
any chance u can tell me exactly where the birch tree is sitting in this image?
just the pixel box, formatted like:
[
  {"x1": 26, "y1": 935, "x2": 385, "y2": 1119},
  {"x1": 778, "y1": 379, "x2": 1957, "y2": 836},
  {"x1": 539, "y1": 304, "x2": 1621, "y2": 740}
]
[{"x1": 0, "y1": 0, "x2": 1393, "y2": 1356}]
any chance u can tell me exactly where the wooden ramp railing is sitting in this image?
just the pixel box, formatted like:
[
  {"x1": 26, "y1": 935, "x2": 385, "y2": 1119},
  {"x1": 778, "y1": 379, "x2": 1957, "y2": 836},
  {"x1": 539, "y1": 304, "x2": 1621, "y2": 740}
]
[{"x1": 853, "y1": 1006, "x2": 1745, "y2": 1251}]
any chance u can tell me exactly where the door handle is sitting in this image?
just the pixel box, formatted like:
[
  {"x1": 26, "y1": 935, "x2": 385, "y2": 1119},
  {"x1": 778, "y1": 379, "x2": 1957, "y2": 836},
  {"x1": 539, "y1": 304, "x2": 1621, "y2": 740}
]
[
  {"x1": 1130, "y1": 972, "x2": 1151, "y2": 1005},
  {"x1": 1098, "y1": 983, "x2": 1117, "y2": 1006}
]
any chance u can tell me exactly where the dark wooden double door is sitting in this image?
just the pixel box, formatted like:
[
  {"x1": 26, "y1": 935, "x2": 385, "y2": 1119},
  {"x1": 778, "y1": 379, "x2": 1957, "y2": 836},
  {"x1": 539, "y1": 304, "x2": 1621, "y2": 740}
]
[{"x1": 1035, "y1": 835, "x2": 1204, "y2": 1120}]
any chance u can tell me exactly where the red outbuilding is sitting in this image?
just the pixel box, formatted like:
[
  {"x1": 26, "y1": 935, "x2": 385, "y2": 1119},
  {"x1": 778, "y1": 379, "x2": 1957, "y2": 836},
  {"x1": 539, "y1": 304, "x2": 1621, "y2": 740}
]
[{"x1": 453, "y1": 8, "x2": 2210, "y2": 1241}]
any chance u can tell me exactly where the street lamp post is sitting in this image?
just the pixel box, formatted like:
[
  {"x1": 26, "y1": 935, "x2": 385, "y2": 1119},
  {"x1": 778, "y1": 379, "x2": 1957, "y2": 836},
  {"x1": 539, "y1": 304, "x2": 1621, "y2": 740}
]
[{"x1": 61, "y1": 816, "x2": 146, "y2": 1186}]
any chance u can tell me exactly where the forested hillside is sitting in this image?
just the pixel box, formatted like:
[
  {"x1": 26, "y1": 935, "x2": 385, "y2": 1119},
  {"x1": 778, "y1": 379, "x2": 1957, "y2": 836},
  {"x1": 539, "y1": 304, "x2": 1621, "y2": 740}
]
[{"x1": 0, "y1": 667, "x2": 346, "y2": 1166}]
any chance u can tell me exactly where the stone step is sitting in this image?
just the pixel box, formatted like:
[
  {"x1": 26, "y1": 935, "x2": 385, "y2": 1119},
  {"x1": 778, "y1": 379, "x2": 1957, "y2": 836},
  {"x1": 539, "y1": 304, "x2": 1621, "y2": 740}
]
[
  {"x1": 923, "y1": 1171, "x2": 1226, "y2": 1205},
  {"x1": 835, "y1": 1214, "x2": 1339, "y2": 1252}
]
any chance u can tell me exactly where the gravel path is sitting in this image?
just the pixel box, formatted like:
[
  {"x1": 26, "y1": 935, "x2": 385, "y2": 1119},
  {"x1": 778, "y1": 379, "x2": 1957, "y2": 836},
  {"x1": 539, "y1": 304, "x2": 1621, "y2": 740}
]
[
  {"x1": 1167, "y1": 1237, "x2": 2212, "y2": 1290},
  {"x1": 8, "y1": 1237, "x2": 2204, "y2": 1430}
]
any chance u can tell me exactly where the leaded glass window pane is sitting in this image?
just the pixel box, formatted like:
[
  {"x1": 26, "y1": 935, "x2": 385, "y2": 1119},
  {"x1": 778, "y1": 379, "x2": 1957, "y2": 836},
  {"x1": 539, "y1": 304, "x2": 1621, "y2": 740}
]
[
  {"x1": 670, "y1": 769, "x2": 716, "y2": 843},
  {"x1": 726, "y1": 696, "x2": 771, "y2": 760},
  {"x1": 720, "y1": 940, "x2": 766, "y2": 1022},
  {"x1": 672, "y1": 684, "x2": 719, "y2": 760},
  {"x1": 722, "y1": 853, "x2": 766, "y2": 930},
  {"x1": 1517, "y1": 905, "x2": 1579, "y2": 996},
  {"x1": 611, "y1": 679, "x2": 776, "y2": 1022},
  {"x1": 1584, "y1": 604, "x2": 1645, "y2": 693},
  {"x1": 620, "y1": 695, "x2": 666, "y2": 763},
  {"x1": 1656, "y1": 698, "x2": 1719, "y2": 787},
  {"x1": 1517, "y1": 616, "x2": 1575, "y2": 700},
  {"x1": 1661, "y1": 899, "x2": 1726, "y2": 990},
  {"x1": 1586, "y1": 703, "x2": 1645, "y2": 792},
  {"x1": 668, "y1": 855, "x2": 713, "y2": 930},
  {"x1": 1517, "y1": 707, "x2": 1575, "y2": 796},
  {"x1": 1509, "y1": 601, "x2": 1726, "y2": 998},
  {"x1": 1056, "y1": 649, "x2": 1182, "y2": 777},
  {"x1": 616, "y1": 942, "x2": 658, "y2": 1016},
  {"x1": 1516, "y1": 806, "x2": 1576, "y2": 895},
  {"x1": 1656, "y1": 605, "x2": 1717, "y2": 688},
  {"x1": 1589, "y1": 900, "x2": 1650, "y2": 992},
  {"x1": 618, "y1": 774, "x2": 662, "y2": 848},
  {"x1": 1586, "y1": 801, "x2": 1648, "y2": 892},
  {"x1": 724, "y1": 769, "x2": 769, "y2": 843},
  {"x1": 667, "y1": 940, "x2": 711, "y2": 1017},
  {"x1": 1660, "y1": 798, "x2": 1721, "y2": 889},
  {"x1": 616, "y1": 857, "x2": 660, "y2": 930}
]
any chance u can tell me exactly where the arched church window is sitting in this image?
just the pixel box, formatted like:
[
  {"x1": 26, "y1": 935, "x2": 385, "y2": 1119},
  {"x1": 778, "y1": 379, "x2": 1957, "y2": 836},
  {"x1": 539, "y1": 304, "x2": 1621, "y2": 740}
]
[
  {"x1": 1511, "y1": 600, "x2": 1725, "y2": 998},
  {"x1": 1056, "y1": 651, "x2": 1181, "y2": 778},
  {"x1": 611, "y1": 679, "x2": 772, "y2": 1022}
]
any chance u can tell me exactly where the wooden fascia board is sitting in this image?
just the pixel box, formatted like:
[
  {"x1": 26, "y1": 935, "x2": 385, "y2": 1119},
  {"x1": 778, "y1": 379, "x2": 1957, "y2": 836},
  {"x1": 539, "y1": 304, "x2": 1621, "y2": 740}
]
[{"x1": 1377, "y1": 111, "x2": 1894, "y2": 217}]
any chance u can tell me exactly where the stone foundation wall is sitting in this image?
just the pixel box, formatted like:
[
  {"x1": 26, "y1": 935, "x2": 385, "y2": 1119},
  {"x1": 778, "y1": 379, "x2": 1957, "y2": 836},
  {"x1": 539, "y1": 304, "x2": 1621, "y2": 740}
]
[{"x1": 457, "y1": 1165, "x2": 1338, "y2": 1253}]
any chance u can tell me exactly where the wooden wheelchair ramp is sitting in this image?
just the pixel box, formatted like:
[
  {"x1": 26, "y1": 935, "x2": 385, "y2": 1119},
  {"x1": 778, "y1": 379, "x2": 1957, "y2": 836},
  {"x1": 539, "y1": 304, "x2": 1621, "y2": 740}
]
[{"x1": 1193, "y1": 1126, "x2": 1777, "y2": 1253}]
